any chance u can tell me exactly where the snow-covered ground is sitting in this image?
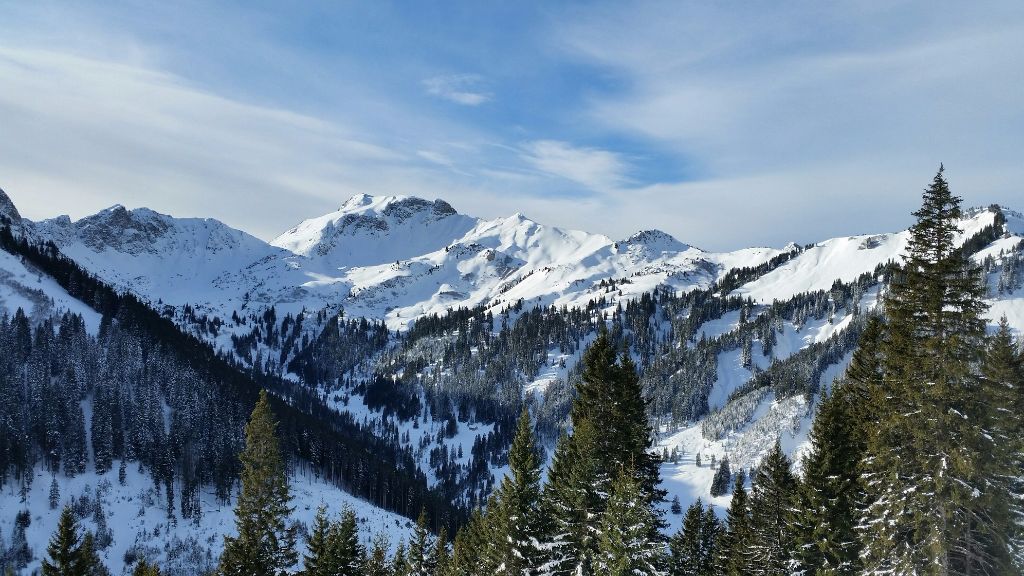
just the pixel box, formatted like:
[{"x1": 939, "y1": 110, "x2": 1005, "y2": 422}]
[{"x1": 0, "y1": 463, "x2": 415, "y2": 575}]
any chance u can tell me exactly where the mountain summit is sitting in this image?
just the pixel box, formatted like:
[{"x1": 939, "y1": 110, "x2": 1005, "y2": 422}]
[{"x1": 271, "y1": 194, "x2": 477, "y2": 266}]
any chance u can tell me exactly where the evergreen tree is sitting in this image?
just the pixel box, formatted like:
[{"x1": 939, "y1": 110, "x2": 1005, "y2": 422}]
[
  {"x1": 669, "y1": 500, "x2": 718, "y2": 576},
  {"x1": 408, "y1": 509, "x2": 433, "y2": 576},
  {"x1": 860, "y1": 167, "x2": 1008, "y2": 574},
  {"x1": 745, "y1": 440, "x2": 797, "y2": 576},
  {"x1": 709, "y1": 458, "x2": 731, "y2": 498},
  {"x1": 451, "y1": 510, "x2": 484, "y2": 576},
  {"x1": 132, "y1": 560, "x2": 162, "y2": 576},
  {"x1": 363, "y1": 533, "x2": 391, "y2": 576},
  {"x1": 392, "y1": 541, "x2": 409, "y2": 576},
  {"x1": 842, "y1": 314, "x2": 885, "y2": 442},
  {"x1": 79, "y1": 532, "x2": 111, "y2": 576},
  {"x1": 716, "y1": 474, "x2": 750, "y2": 576},
  {"x1": 41, "y1": 506, "x2": 85, "y2": 576},
  {"x1": 49, "y1": 475, "x2": 60, "y2": 509},
  {"x1": 982, "y1": 318, "x2": 1024, "y2": 572},
  {"x1": 541, "y1": 419, "x2": 602, "y2": 576},
  {"x1": 792, "y1": 388, "x2": 862, "y2": 575},
  {"x1": 331, "y1": 505, "x2": 364, "y2": 576},
  {"x1": 572, "y1": 332, "x2": 662, "y2": 507},
  {"x1": 670, "y1": 496, "x2": 682, "y2": 515},
  {"x1": 431, "y1": 527, "x2": 451, "y2": 576},
  {"x1": 697, "y1": 508, "x2": 720, "y2": 576},
  {"x1": 596, "y1": 470, "x2": 666, "y2": 576},
  {"x1": 303, "y1": 506, "x2": 339, "y2": 576},
  {"x1": 488, "y1": 408, "x2": 542, "y2": 576},
  {"x1": 218, "y1": 389, "x2": 298, "y2": 576}
]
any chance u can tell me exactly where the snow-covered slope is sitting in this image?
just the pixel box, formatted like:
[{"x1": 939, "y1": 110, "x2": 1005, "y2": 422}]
[{"x1": 0, "y1": 462, "x2": 415, "y2": 575}]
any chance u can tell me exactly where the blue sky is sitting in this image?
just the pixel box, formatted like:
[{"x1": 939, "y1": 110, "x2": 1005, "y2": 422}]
[{"x1": 1, "y1": 1, "x2": 1022, "y2": 250}]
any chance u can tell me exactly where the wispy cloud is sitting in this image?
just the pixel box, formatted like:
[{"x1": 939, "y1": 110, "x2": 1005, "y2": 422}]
[
  {"x1": 0, "y1": 46, "x2": 445, "y2": 237},
  {"x1": 520, "y1": 140, "x2": 629, "y2": 192},
  {"x1": 422, "y1": 74, "x2": 492, "y2": 106}
]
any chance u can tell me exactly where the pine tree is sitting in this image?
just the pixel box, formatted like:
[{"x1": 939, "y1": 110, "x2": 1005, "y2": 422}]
[
  {"x1": 669, "y1": 500, "x2": 718, "y2": 576},
  {"x1": 132, "y1": 559, "x2": 162, "y2": 576},
  {"x1": 709, "y1": 458, "x2": 731, "y2": 497},
  {"x1": 843, "y1": 314, "x2": 885, "y2": 441},
  {"x1": 392, "y1": 541, "x2": 409, "y2": 576},
  {"x1": 596, "y1": 470, "x2": 666, "y2": 576},
  {"x1": 982, "y1": 317, "x2": 1024, "y2": 571},
  {"x1": 49, "y1": 475, "x2": 60, "y2": 509},
  {"x1": 572, "y1": 332, "x2": 662, "y2": 508},
  {"x1": 363, "y1": 533, "x2": 391, "y2": 576},
  {"x1": 488, "y1": 408, "x2": 542, "y2": 576},
  {"x1": 792, "y1": 388, "x2": 862, "y2": 575},
  {"x1": 541, "y1": 419, "x2": 602, "y2": 576},
  {"x1": 451, "y1": 510, "x2": 487, "y2": 576},
  {"x1": 303, "y1": 506, "x2": 339, "y2": 576},
  {"x1": 218, "y1": 389, "x2": 298, "y2": 576},
  {"x1": 745, "y1": 440, "x2": 797, "y2": 576},
  {"x1": 408, "y1": 509, "x2": 433, "y2": 576},
  {"x1": 79, "y1": 532, "x2": 111, "y2": 576},
  {"x1": 860, "y1": 167, "x2": 1007, "y2": 574},
  {"x1": 431, "y1": 527, "x2": 451, "y2": 576},
  {"x1": 332, "y1": 505, "x2": 363, "y2": 576},
  {"x1": 41, "y1": 506, "x2": 85, "y2": 576},
  {"x1": 716, "y1": 475, "x2": 750, "y2": 576},
  {"x1": 697, "y1": 508, "x2": 720, "y2": 576}
]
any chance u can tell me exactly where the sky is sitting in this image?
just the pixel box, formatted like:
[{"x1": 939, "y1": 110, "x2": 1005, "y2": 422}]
[{"x1": 1, "y1": 1, "x2": 1022, "y2": 251}]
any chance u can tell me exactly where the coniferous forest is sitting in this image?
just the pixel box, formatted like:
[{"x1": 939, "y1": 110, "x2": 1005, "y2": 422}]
[{"x1": 2, "y1": 170, "x2": 1023, "y2": 575}]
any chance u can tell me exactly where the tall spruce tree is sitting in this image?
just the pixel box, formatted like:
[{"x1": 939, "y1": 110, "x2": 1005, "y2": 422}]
[
  {"x1": 432, "y1": 527, "x2": 452, "y2": 576},
  {"x1": 451, "y1": 509, "x2": 488, "y2": 576},
  {"x1": 860, "y1": 167, "x2": 1009, "y2": 574},
  {"x1": 332, "y1": 505, "x2": 364, "y2": 576},
  {"x1": 669, "y1": 500, "x2": 718, "y2": 576},
  {"x1": 792, "y1": 387, "x2": 862, "y2": 575},
  {"x1": 488, "y1": 408, "x2": 542, "y2": 576},
  {"x1": 982, "y1": 318, "x2": 1024, "y2": 571},
  {"x1": 392, "y1": 541, "x2": 409, "y2": 576},
  {"x1": 408, "y1": 509, "x2": 433, "y2": 576},
  {"x1": 746, "y1": 440, "x2": 797, "y2": 576},
  {"x1": 697, "y1": 508, "x2": 720, "y2": 576},
  {"x1": 218, "y1": 389, "x2": 298, "y2": 576},
  {"x1": 363, "y1": 533, "x2": 391, "y2": 576},
  {"x1": 571, "y1": 332, "x2": 661, "y2": 507},
  {"x1": 716, "y1": 470, "x2": 750, "y2": 576},
  {"x1": 79, "y1": 532, "x2": 110, "y2": 576},
  {"x1": 41, "y1": 506, "x2": 85, "y2": 576},
  {"x1": 542, "y1": 331, "x2": 664, "y2": 576},
  {"x1": 304, "y1": 506, "x2": 336, "y2": 575},
  {"x1": 541, "y1": 419, "x2": 602, "y2": 576},
  {"x1": 709, "y1": 458, "x2": 731, "y2": 498},
  {"x1": 597, "y1": 470, "x2": 667, "y2": 576}
]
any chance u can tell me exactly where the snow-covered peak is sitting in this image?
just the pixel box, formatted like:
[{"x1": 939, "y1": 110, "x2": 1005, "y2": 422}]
[
  {"x1": 336, "y1": 194, "x2": 459, "y2": 220},
  {"x1": 0, "y1": 187, "x2": 22, "y2": 227},
  {"x1": 620, "y1": 229, "x2": 693, "y2": 254},
  {"x1": 271, "y1": 195, "x2": 477, "y2": 265}
]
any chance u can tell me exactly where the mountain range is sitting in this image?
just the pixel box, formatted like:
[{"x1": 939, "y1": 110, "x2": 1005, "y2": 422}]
[{"x1": 1, "y1": 185, "x2": 1022, "y2": 573}]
